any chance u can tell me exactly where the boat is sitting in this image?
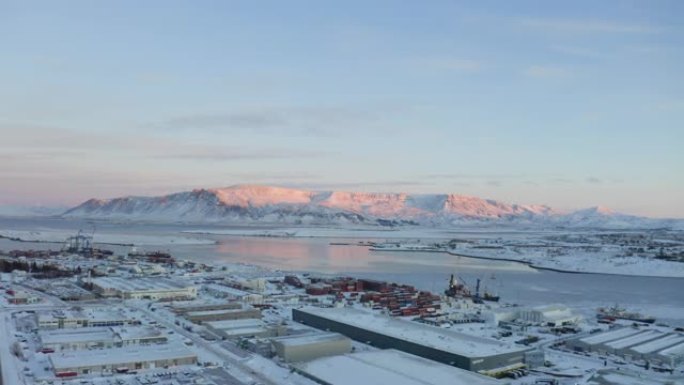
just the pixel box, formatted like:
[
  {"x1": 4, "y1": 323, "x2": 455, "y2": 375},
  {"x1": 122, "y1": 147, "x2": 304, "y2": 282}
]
[{"x1": 597, "y1": 305, "x2": 655, "y2": 324}]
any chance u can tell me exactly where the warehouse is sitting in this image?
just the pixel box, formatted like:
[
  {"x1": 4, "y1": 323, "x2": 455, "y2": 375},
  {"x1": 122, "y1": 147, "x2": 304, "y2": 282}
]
[
  {"x1": 516, "y1": 304, "x2": 582, "y2": 326},
  {"x1": 628, "y1": 334, "x2": 684, "y2": 360},
  {"x1": 205, "y1": 318, "x2": 286, "y2": 340},
  {"x1": 293, "y1": 307, "x2": 530, "y2": 372},
  {"x1": 271, "y1": 332, "x2": 351, "y2": 363},
  {"x1": 656, "y1": 342, "x2": 684, "y2": 367},
  {"x1": 602, "y1": 330, "x2": 664, "y2": 356},
  {"x1": 567, "y1": 327, "x2": 644, "y2": 353},
  {"x1": 203, "y1": 284, "x2": 264, "y2": 304},
  {"x1": 295, "y1": 349, "x2": 507, "y2": 385},
  {"x1": 49, "y1": 343, "x2": 197, "y2": 376},
  {"x1": 185, "y1": 305, "x2": 261, "y2": 324},
  {"x1": 37, "y1": 308, "x2": 140, "y2": 329},
  {"x1": 91, "y1": 277, "x2": 197, "y2": 300},
  {"x1": 171, "y1": 301, "x2": 242, "y2": 315},
  {"x1": 40, "y1": 326, "x2": 166, "y2": 351},
  {"x1": 567, "y1": 328, "x2": 684, "y2": 367}
]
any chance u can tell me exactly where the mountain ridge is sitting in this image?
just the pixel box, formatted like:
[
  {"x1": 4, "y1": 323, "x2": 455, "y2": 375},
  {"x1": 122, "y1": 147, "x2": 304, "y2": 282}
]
[{"x1": 62, "y1": 185, "x2": 683, "y2": 229}]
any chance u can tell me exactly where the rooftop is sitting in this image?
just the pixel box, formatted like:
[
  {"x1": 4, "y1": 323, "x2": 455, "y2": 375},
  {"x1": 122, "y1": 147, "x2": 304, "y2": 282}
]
[
  {"x1": 297, "y1": 349, "x2": 505, "y2": 385},
  {"x1": 272, "y1": 332, "x2": 349, "y2": 347},
  {"x1": 205, "y1": 318, "x2": 264, "y2": 330},
  {"x1": 631, "y1": 334, "x2": 684, "y2": 354},
  {"x1": 92, "y1": 277, "x2": 194, "y2": 292},
  {"x1": 605, "y1": 330, "x2": 663, "y2": 350},
  {"x1": 296, "y1": 307, "x2": 527, "y2": 357},
  {"x1": 579, "y1": 327, "x2": 643, "y2": 345},
  {"x1": 40, "y1": 328, "x2": 114, "y2": 345},
  {"x1": 50, "y1": 343, "x2": 195, "y2": 370}
]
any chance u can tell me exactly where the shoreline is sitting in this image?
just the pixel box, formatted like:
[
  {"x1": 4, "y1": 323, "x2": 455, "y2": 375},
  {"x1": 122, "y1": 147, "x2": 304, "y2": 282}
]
[{"x1": 369, "y1": 247, "x2": 684, "y2": 279}]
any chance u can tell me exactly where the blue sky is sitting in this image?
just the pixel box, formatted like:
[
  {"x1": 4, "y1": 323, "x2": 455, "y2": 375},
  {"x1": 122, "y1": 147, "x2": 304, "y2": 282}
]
[{"x1": 0, "y1": 0, "x2": 682, "y2": 217}]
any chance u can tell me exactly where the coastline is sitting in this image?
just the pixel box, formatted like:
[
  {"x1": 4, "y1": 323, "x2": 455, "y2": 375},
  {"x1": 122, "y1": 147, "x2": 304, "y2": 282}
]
[{"x1": 369, "y1": 247, "x2": 684, "y2": 279}]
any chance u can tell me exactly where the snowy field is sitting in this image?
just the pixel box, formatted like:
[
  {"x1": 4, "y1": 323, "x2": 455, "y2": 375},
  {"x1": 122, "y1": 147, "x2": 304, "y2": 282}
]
[{"x1": 0, "y1": 229, "x2": 215, "y2": 246}]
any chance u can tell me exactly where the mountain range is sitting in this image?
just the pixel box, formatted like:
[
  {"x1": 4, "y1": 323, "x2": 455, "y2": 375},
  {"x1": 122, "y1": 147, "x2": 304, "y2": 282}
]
[{"x1": 61, "y1": 185, "x2": 683, "y2": 229}]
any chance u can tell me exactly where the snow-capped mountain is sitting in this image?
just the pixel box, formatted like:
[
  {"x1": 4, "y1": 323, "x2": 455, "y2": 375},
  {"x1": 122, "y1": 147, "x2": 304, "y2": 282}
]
[{"x1": 63, "y1": 185, "x2": 682, "y2": 229}]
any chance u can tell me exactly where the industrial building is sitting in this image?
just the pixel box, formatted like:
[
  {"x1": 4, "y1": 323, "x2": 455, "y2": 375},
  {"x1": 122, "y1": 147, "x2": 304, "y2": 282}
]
[
  {"x1": 294, "y1": 349, "x2": 507, "y2": 385},
  {"x1": 91, "y1": 277, "x2": 197, "y2": 300},
  {"x1": 205, "y1": 318, "x2": 286, "y2": 340},
  {"x1": 39, "y1": 326, "x2": 167, "y2": 351},
  {"x1": 203, "y1": 283, "x2": 264, "y2": 304},
  {"x1": 293, "y1": 307, "x2": 531, "y2": 373},
  {"x1": 567, "y1": 327, "x2": 684, "y2": 367},
  {"x1": 185, "y1": 305, "x2": 261, "y2": 324},
  {"x1": 271, "y1": 332, "x2": 352, "y2": 363},
  {"x1": 37, "y1": 308, "x2": 140, "y2": 329},
  {"x1": 171, "y1": 301, "x2": 243, "y2": 315},
  {"x1": 516, "y1": 304, "x2": 582, "y2": 326},
  {"x1": 49, "y1": 343, "x2": 197, "y2": 376}
]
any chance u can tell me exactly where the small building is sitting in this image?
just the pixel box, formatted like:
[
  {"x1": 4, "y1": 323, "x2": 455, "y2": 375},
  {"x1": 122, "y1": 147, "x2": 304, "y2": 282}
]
[
  {"x1": 203, "y1": 284, "x2": 264, "y2": 304},
  {"x1": 205, "y1": 318, "x2": 285, "y2": 340},
  {"x1": 7, "y1": 290, "x2": 41, "y2": 305},
  {"x1": 185, "y1": 305, "x2": 261, "y2": 324},
  {"x1": 271, "y1": 332, "x2": 352, "y2": 363},
  {"x1": 516, "y1": 304, "x2": 582, "y2": 326},
  {"x1": 49, "y1": 343, "x2": 197, "y2": 376},
  {"x1": 294, "y1": 349, "x2": 507, "y2": 385}
]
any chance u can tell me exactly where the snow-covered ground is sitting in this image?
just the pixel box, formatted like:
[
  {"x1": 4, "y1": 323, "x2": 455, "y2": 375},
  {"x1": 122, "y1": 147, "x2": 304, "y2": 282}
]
[
  {"x1": 0, "y1": 229, "x2": 215, "y2": 246},
  {"x1": 450, "y1": 247, "x2": 684, "y2": 278}
]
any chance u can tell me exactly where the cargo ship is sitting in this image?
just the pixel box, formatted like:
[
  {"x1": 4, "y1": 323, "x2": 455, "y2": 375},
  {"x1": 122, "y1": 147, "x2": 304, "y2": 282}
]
[{"x1": 597, "y1": 305, "x2": 655, "y2": 324}]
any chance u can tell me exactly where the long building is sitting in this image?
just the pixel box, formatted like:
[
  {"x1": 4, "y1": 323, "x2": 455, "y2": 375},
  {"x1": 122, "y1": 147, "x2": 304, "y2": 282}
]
[
  {"x1": 271, "y1": 332, "x2": 352, "y2": 363},
  {"x1": 91, "y1": 277, "x2": 197, "y2": 300},
  {"x1": 39, "y1": 326, "x2": 167, "y2": 351},
  {"x1": 185, "y1": 306, "x2": 261, "y2": 324},
  {"x1": 293, "y1": 307, "x2": 531, "y2": 373},
  {"x1": 567, "y1": 327, "x2": 684, "y2": 367},
  {"x1": 49, "y1": 343, "x2": 197, "y2": 377},
  {"x1": 295, "y1": 349, "x2": 507, "y2": 385},
  {"x1": 37, "y1": 308, "x2": 140, "y2": 329}
]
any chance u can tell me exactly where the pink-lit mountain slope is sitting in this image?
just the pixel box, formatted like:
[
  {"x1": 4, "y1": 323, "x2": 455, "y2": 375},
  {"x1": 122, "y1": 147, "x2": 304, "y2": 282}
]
[{"x1": 63, "y1": 185, "x2": 683, "y2": 229}]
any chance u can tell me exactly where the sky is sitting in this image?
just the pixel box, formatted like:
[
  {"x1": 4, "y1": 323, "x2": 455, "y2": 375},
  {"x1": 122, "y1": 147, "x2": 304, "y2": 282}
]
[{"x1": 0, "y1": 1, "x2": 682, "y2": 217}]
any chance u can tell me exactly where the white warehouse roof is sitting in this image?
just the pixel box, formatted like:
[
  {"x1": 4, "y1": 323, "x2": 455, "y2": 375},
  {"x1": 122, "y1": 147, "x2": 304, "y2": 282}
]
[
  {"x1": 296, "y1": 349, "x2": 506, "y2": 385},
  {"x1": 297, "y1": 307, "x2": 526, "y2": 357}
]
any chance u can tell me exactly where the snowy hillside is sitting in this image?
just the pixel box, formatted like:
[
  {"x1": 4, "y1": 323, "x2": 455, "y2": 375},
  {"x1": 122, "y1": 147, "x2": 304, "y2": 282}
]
[{"x1": 62, "y1": 185, "x2": 683, "y2": 229}]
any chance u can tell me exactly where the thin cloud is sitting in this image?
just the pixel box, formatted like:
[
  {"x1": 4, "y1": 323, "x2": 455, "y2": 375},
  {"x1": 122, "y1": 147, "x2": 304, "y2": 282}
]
[
  {"x1": 153, "y1": 105, "x2": 400, "y2": 136},
  {"x1": 519, "y1": 18, "x2": 660, "y2": 34},
  {"x1": 158, "y1": 147, "x2": 325, "y2": 161},
  {"x1": 586, "y1": 177, "x2": 603, "y2": 184}
]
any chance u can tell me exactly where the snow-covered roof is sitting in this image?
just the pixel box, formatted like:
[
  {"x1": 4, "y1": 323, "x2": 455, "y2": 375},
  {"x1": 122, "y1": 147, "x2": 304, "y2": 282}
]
[
  {"x1": 579, "y1": 327, "x2": 643, "y2": 345},
  {"x1": 630, "y1": 334, "x2": 684, "y2": 354},
  {"x1": 185, "y1": 306, "x2": 254, "y2": 317},
  {"x1": 296, "y1": 349, "x2": 504, "y2": 385},
  {"x1": 205, "y1": 318, "x2": 265, "y2": 330},
  {"x1": 40, "y1": 328, "x2": 114, "y2": 345},
  {"x1": 658, "y1": 341, "x2": 684, "y2": 359},
  {"x1": 272, "y1": 332, "x2": 348, "y2": 347},
  {"x1": 605, "y1": 330, "x2": 663, "y2": 350},
  {"x1": 92, "y1": 277, "x2": 194, "y2": 292},
  {"x1": 297, "y1": 307, "x2": 526, "y2": 357},
  {"x1": 49, "y1": 343, "x2": 195, "y2": 370}
]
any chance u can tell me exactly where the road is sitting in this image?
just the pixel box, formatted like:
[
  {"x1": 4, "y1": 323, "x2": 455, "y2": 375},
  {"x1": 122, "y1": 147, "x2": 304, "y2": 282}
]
[{"x1": 130, "y1": 301, "x2": 279, "y2": 385}]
